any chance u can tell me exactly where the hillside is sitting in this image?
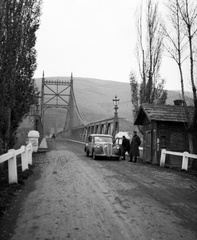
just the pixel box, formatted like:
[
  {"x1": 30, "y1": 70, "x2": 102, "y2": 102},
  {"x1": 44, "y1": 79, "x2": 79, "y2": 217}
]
[
  {"x1": 34, "y1": 76, "x2": 193, "y2": 134},
  {"x1": 73, "y1": 77, "x2": 133, "y2": 122}
]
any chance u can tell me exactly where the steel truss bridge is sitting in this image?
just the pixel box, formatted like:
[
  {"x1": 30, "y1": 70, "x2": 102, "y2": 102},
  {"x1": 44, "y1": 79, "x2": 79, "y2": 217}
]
[{"x1": 39, "y1": 74, "x2": 125, "y2": 142}]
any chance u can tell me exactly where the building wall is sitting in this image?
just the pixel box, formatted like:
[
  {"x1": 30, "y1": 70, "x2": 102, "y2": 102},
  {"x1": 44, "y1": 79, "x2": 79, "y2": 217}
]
[
  {"x1": 142, "y1": 120, "x2": 189, "y2": 166},
  {"x1": 157, "y1": 122, "x2": 189, "y2": 166}
]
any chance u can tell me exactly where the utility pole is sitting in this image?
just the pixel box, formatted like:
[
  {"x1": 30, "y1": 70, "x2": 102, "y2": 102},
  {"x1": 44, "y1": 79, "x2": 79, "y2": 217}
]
[{"x1": 112, "y1": 95, "x2": 119, "y2": 139}]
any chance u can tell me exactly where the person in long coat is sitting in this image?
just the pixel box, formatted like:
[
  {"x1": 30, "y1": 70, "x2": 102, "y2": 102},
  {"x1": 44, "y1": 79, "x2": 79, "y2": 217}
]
[
  {"x1": 121, "y1": 136, "x2": 130, "y2": 160},
  {"x1": 129, "y1": 131, "x2": 141, "y2": 162}
]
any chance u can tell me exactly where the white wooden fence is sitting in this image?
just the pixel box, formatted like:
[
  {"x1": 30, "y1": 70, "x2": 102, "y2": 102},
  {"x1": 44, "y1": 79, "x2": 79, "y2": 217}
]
[
  {"x1": 139, "y1": 147, "x2": 143, "y2": 159},
  {"x1": 160, "y1": 149, "x2": 197, "y2": 170},
  {"x1": 0, "y1": 143, "x2": 33, "y2": 184}
]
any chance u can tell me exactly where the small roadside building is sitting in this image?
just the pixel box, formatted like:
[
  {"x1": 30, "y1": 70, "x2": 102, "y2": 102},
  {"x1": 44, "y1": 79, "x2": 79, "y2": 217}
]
[{"x1": 134, "y1": 101, "x2": 194, "y2": 166}]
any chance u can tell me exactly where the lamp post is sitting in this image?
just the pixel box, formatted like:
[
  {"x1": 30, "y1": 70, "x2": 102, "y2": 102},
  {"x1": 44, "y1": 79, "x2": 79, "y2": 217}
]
[{"x1": 112, "y1": 95, "x2": 119, "y2": 139}]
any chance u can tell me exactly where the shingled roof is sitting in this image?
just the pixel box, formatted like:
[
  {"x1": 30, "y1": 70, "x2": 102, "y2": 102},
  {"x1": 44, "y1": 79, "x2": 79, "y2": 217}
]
[{"x1": 134, "y1": 103, "x2": 194, "y2": 125}]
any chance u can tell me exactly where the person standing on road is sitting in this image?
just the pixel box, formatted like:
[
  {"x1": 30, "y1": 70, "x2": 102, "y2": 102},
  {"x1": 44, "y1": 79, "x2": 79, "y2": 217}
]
[
  {"x1": 129, "y1": 131, "x2": 141, "y2": 162},
  {"x1": 122, "y1": 136, "x2": 130, "y2": 160}
]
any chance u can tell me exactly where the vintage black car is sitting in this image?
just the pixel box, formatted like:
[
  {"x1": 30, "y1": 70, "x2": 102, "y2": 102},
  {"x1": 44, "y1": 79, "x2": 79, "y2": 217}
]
[{"x1": 84, "y1": 134, "x2": 121, "y2": 160}]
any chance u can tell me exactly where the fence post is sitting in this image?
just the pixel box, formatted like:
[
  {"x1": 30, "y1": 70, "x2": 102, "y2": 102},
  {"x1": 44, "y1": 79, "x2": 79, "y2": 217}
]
[
  {"x1": 26, "y1": 145, "x2": 29, "y2": 165},
  {"x1": 8, "y1": 149, "x2": 18, "y2": 184},
  {"x1": 160, "y1": 149, "x2": 166, "y2": 167},
  {"x1": 21, "y1": 145, "x2": 28, "y2": 171},
  {"x1": 27, "y1": 143, "x2": 32, "y2": 165},
  {"x1": 182, "y1": 152, "x2": 189, "y2": 171}
]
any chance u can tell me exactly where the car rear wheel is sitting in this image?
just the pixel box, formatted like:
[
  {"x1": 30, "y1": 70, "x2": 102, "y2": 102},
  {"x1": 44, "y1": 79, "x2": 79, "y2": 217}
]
[
  {"x1": 86, "y1": 150, "x2": 89, "y2": 157},
  {"x1": 116, "y1": 156, "x2": 121, "y2": 161}
]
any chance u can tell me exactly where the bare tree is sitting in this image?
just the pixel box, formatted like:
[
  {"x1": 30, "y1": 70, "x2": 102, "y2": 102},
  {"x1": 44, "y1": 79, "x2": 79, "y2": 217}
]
[
  {"x1": 131, "y1": 0, "x2": 167, "y2": 127},
  {"x1": 178, "y1": 0, "x2": 197, "y2": 127},
  {"x1": 134, "y1": 0, "x2": 167, "y2": 106},
  {"x1": 164, "y1": 0, "x2": 197, "y2": 157},
  {"x1": 163, "y1": 0, "x2": 188, "y2": 105}
]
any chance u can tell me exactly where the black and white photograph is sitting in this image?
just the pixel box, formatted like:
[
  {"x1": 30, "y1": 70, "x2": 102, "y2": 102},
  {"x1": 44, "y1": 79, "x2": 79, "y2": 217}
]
[{"x1": 0, "y1": 0, "x2": 197, "y2": 239}]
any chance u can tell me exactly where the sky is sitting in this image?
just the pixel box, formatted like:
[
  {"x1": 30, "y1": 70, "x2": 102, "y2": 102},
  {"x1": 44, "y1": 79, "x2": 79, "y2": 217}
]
[{"x1": 33, "y1": 0, "x2": 191, "y2": 91}]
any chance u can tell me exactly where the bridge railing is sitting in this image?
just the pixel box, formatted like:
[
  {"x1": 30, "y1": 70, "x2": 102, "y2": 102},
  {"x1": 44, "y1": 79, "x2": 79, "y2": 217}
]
[
  {"x1": 0, "y1": 143, "x2": 33, "y2": 184},
  {"x1": 160, "y1": 149, "x2": 197, "y2": 171}
]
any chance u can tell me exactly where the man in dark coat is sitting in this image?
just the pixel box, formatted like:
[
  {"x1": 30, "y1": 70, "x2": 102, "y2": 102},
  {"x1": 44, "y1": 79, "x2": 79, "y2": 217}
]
[
  {"x1": 129, "y1": 131, "x2": 141, "y2": 162},
  {"x1": 122, "y1": 136, "x2": 130, "y2": 160}
]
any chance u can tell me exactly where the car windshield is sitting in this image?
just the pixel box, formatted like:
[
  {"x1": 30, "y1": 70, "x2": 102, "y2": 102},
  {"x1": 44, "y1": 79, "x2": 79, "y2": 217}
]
[{"x1": 94, "y1": 136, "x2": 112, "y2": 143}]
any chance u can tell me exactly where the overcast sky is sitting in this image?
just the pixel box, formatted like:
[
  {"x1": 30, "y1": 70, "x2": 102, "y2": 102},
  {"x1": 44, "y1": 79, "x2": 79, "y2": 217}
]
[{"x1": 34, "y1": 0, "x2": 191, "y2": 91}]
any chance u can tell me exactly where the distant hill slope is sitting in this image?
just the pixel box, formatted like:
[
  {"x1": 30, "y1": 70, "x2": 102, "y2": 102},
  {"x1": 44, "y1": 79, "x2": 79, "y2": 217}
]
[
  {"x1": 74, "y1": 77, "x2": 134, "y2": 123},
  {"x1": 34, "y1": 76, "x2": 193, "y2": 133}
]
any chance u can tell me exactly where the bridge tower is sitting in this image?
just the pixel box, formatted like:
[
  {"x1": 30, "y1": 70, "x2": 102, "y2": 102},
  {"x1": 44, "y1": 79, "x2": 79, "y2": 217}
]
[{"x1": 40, "y1": 72, "x2": 73, "y2": 135}]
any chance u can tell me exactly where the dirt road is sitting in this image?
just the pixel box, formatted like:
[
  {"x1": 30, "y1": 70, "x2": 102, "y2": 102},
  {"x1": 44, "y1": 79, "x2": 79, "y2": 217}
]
[{"x1": 3, "y1": 139, "x2": 197, "y2": 240}]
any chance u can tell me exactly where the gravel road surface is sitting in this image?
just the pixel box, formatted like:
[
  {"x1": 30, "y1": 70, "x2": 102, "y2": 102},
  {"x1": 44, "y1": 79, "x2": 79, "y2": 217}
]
[{"x1": 2, "y1": 139, "x2": 197, "y2": 240}]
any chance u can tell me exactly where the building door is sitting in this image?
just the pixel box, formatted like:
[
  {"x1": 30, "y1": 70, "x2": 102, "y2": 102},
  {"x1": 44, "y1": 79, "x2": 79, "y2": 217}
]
[{"x1": 145, "y1": 130, "x2": 152, "y2": 162}]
